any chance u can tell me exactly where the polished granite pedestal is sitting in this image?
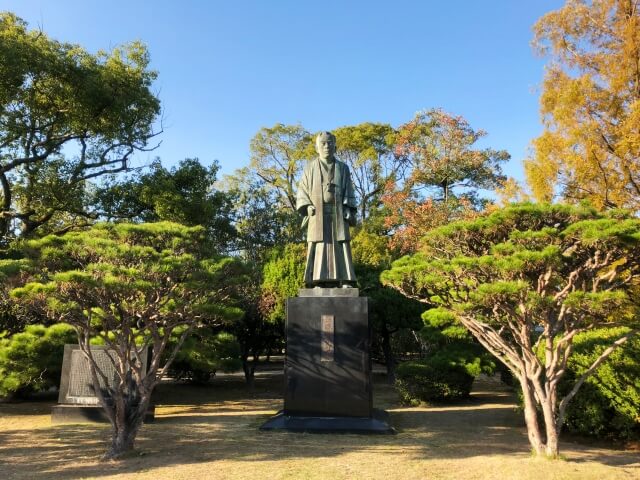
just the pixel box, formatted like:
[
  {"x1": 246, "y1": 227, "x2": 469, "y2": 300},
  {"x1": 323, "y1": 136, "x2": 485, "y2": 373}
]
[{"x1": 261, "y1": 288, "x2": 394, "y2": 434}]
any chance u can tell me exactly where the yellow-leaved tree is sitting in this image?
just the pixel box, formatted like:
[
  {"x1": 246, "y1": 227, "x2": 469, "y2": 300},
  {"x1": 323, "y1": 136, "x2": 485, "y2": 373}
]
[{"x1": 526, "y1": 0, "x2": 640, "y2": 212}]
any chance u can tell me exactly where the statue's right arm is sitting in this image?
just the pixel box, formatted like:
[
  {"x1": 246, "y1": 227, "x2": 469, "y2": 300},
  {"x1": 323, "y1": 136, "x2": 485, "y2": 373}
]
[{"x1": 295, "y1": 165, "x2": 314, "y2": 216}]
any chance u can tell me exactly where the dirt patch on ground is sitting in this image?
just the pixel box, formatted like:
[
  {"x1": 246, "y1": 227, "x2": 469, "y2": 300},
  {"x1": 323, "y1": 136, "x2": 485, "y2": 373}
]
[{"x1": 0, "y1": 372, "x2": 637, "y2": 480}]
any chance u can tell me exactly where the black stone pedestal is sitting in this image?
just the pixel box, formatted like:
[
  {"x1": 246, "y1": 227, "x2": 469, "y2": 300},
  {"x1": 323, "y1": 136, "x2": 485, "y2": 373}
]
[
  {"x1": 260, "y1": 408, "x2": 393, "y2": 434},
  {"x1": 260, "y1": 288, "x2": 394, "y2": 434}
]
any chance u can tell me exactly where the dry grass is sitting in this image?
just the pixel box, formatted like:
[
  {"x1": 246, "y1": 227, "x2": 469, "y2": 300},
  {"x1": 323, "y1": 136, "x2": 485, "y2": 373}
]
[{"x1": 0, "y1": 371, "x2": 638, "y2": 480}]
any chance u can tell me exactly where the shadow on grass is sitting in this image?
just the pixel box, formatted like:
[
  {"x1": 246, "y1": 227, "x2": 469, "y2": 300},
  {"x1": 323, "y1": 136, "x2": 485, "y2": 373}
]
[{"x1": 0, "y1": 374, "x2": 637, "y2": 479}]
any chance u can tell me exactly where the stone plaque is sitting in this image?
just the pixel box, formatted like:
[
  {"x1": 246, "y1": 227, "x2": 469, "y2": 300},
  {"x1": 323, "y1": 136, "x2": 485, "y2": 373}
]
[
  {"x1": 58, "y1": 345, "x2": 149, "y2": 405},
  {"x1": 67, "y1": 349, "x2": 119, "y2": 404},
  {"x1": 320, "y1": 315, "x2": 335, "y2": 362}
]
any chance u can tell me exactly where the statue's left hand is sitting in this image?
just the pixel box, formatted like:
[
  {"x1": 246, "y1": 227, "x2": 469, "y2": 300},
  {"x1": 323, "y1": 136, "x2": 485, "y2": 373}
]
[{"x1": 344, "y1": 209, "x2": 355, "y2": 225}]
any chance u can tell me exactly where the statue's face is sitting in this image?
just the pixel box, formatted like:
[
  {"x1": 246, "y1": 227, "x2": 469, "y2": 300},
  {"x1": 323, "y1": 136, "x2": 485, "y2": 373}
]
[{"x1": 316, "y1": 135, "x2": 336, "y2": 161}]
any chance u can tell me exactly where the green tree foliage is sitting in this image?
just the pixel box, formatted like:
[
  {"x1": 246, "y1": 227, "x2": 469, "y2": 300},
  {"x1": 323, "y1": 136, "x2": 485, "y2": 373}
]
[
  {"x1": 95, "y1": 158, "x2": 235, "y2": 253},
  {"x1": 395, "y1": 308, "x2": 495, "y2": 404},
  {"x1": 218, "y1": 163, "x2": 308, "y2": 388},
  {"x1": 382, "y1": 203, "x2": 640, "y2": 458},
  {"x1": 560, "y1": 327, "x2": 639, "y2": 441},
  {"x1": 227, "y1": 123, "x2": 314, "y2": 260},
  {"x1": 249, "y1": 123, "x2": 314, "y2": 211},
  {"x1": 0, "y1": 287, "x2": 42, "y2": 335},
  {"x1": 333, "y1": 123, "x2": 400, "y2": 221},
  {"x1": 223, "y1": 168, "x2": 303, "y2": 261},
  {"x1": 0, "y1": 323, "x2": 76, "y2": 398},
  {"x1": 261, "y1": 243, "x2": 306, "y2": 323},
  {"x1": 352, "y1": 228, "x2": 423, "y2": 382},
  {"x1": 10, "y1": 222, "x2": 243, "y2": 459},
  {"x1": 0, "y1": 13, "x2": 161, "y2": 240},
  {"x1": 225, "y1": 244, "x2": 306, "y2": 389},
  {"x1": 231, "y1": 264, "x2": 283, "y2": 390},
  {"x1": 418, "y1": 308, "x2": 495, "y2": 374},
  {"x1": 526, "y1": 0, "x2": 640, "y2": 211},
  {"x1": 166, "y1": 327, "x2": 241, "y2": 384},
  {"x1": 395, "y1": 359, "x2": 477, "y2": 405},
  {"x1": 351, "y1": 227, "x2": 396, "y2": 268}
]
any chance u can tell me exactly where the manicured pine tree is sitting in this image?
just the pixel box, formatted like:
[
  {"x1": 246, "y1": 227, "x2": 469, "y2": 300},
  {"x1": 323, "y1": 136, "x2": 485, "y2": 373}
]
[
  {"x1": 382, "y1": 203, "x2": 640, "y2": 458},
  {"x1": 10, "y1": 222, "x2": 243, "y2": 459}
]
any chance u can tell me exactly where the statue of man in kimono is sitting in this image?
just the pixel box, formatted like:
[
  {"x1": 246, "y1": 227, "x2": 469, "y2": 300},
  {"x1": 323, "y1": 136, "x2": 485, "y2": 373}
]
[{"x1": 296, "y1": 131, "x2": 357, "y2": 287}]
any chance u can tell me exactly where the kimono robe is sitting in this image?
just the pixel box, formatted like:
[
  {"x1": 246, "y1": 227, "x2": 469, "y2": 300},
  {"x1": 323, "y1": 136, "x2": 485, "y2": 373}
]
[{"x1": 296, "y1": 157, "x2": 357, "y2": 287}]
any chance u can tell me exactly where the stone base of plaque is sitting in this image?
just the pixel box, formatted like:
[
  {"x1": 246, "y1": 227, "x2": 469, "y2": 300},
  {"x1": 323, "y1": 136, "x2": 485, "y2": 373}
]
[
  {"x1": 51, "y1": 404, "x2": 155, "y2": 424},
  {"x1": 260, "y1": 408, "x2": 394, "y2": 434}
]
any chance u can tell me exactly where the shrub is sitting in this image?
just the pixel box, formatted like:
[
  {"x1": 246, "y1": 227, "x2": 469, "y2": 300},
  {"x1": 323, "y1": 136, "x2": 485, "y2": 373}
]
[
  {"x1": 394, "y1": 307, "x2": 497, "y2": 405},
  {"x1": 395, "y1": 357, "x2": 475, "y2": 404},
  {"x1": 560, "y1": 327, "x2": 640, "y2": 441},
  {"x1": 166, "y1": 328, "x2": 241, "y2": 383},
  {"x1": 0, "y1": 323, "x2": 76, "y2": 398}
]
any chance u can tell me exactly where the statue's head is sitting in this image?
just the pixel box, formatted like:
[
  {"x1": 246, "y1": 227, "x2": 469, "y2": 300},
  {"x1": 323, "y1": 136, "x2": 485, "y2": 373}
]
[{"x1": 315, "y1": 131, "x2": 336, "y2": 161}]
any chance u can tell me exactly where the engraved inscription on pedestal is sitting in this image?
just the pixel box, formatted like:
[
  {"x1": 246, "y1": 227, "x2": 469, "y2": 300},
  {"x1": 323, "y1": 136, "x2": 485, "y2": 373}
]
[
  {"x1": 67, "y1": 349, "x2": 119, "y2": 405},
  {"x1": 57, "y1": 345, "x2": 149, "y2": 405},
  {"x1": 321, "y1": 314, "x2": 335, "y2": 362}
]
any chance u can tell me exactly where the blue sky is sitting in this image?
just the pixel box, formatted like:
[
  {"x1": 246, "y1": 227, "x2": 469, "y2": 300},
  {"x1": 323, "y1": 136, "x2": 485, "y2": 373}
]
[{"x1": 2, "y1": 0, "x2": 564, "y2": 183}]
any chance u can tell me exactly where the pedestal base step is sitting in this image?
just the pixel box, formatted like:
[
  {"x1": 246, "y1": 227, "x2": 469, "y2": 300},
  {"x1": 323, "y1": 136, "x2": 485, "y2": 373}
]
[
  {"x1": 51, "y1": 404, "x2": 155, "y2": 424},
  {"x1": 260, "y1": 409, "x2": 395, "y2": 434}
]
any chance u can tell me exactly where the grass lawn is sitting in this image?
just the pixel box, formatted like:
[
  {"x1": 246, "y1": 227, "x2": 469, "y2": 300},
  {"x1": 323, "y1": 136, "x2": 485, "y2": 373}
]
[{"x1": 0, "y1": 369, "x2": 637, "y2": 480}]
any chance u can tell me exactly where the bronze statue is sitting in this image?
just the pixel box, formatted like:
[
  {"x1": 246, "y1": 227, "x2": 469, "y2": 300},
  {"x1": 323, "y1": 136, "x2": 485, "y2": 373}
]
[{"x1": 296, "y1": 131, "x2": 357, "y2": 287}]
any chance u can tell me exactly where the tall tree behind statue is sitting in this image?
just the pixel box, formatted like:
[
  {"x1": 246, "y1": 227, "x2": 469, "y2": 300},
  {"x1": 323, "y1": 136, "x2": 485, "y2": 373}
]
[
  {"x1": 526, "y1": 0, "x2": 640, "y2": 212},
  {"x1": 0, "y1": 13, "x2": 160, "y2": 241}
]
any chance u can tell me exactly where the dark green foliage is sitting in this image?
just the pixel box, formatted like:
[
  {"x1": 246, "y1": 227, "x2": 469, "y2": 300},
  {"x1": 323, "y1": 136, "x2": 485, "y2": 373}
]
[
  {"x1": 359, "y1": 262, "x2": 423, "y2": 377},
  {"x1": 0, "y1": 253, "x2": 49, "y2": 333},
  {"x1": 0, "y1": 13, "x2": 161, "y2": 239},
  {"x1": 166, "y1": 328, "x2": 241, "y2": 384},
  {"x1": 419, "y1": 307, "x2": 496, "y2": 373},
  {"x1": 0, "y1": 295, "x2": 40, "y2": 336},
  {"x1": 0, "y1": 323, "x2": 76, "y2": 398},
  {"x1": 560, "y1": 327, "x2": 640, "y2": 441},
  {"x1": 333, "y1": 122, "x2": 399, "y2": 222},
  {"x1": 351, "y1": 228, "x2": 423, "y2": 381},
  {"x1": 225, "y1": 170, "x2": 304, "y2": 262},
  {"x1": 395, "y1": 308, "x2": 495, "y2": 405},
  {"x1": 359, "y1": 264, "x2": 423, "y2": 331},
  {"x1": 95, "y1": 159, "x2": 236, "y2": 253},
  {"x1": 395, "y1": 358, "x2": 475, "y2": 404}
]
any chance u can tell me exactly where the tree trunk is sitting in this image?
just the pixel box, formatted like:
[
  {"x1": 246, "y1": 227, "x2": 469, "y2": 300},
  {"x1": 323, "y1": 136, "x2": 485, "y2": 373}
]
[
  {"x1": 103, "y1": 398, "x2": 148, "y2": 460},
  {"x1": 544, "y1": 424, "x2": 560, "y2": 458},
  {"x1": 0, "y1": 172, "x2": 12, "y2": 241},
  {"x1": 381, "y1": 325, "x2": 396, "y2": 384},
  {"x1": 520, "y1": 375, "x2": 545, "y2": 456},
  {"x1": 242, "y1": 357, "x2": 256, "y2": 392},
  {"x1": 106, "y1": 421, "x2": 139, "y2": 460},
  {"x1": 540, "y1": 389, "x2": 560, "y2": 458}
]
